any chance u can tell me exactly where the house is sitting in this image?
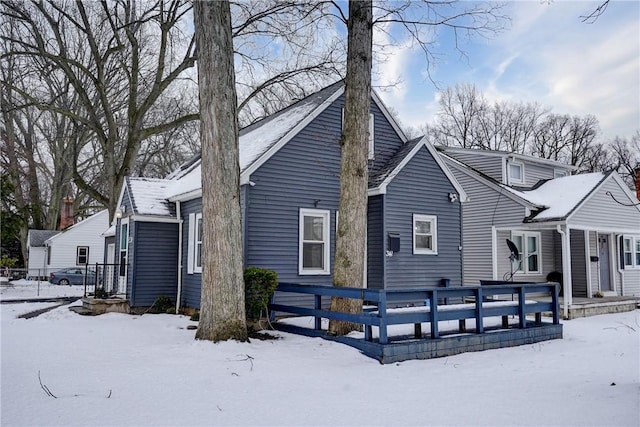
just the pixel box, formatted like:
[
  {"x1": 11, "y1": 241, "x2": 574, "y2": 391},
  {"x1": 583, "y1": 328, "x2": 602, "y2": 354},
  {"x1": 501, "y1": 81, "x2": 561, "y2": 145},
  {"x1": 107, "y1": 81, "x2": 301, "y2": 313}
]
[
  {"x1": 43, "y1": 210, "x2": 110, "y2": 274},
  {"x1": 112, "y1": 81, "x2": 467, "y2": 309},
  {"x1": 438, "y1": 146, "x2": 640, "y2": 317},
  {"x1": 26, "y1": 230, "x2": 60, "y2": 279}
]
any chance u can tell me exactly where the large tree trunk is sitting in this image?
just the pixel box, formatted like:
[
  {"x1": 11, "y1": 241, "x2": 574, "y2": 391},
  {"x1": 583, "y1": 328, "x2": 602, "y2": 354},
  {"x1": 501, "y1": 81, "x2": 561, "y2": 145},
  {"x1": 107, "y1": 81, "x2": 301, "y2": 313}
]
[
  {"x1": 193, "y1": 0, "x2": 247, "y2": 342},
  {"x1": 329, "y1": 0, "x2": 373, "y2": 336}
]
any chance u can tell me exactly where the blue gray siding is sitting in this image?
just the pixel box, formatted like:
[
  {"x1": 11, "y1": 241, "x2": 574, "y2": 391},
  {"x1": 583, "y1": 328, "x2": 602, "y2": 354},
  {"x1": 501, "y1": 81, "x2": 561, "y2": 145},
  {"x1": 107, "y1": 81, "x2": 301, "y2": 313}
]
[
  {"x1": 129, "y1": 221, "x2": 179, "y2": 307},
  {"x1": 180, "y1": 198, "x2": 203, "y2": 308},
  {"x1": 367, "y1": 195, "x2": 384, "y2": 289},
  {"x1": 521, "y1": 161, "x2": 556, "y2": 186},
  {"x1": 383, "y1": 146, "x2": 463, "y2": 288}
]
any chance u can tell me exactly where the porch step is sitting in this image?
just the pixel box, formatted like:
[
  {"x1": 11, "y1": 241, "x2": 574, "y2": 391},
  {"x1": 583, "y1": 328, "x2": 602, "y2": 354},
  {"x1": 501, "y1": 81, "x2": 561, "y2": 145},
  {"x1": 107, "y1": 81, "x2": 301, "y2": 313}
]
[
  {"x1": 77, "y1": 297, "x2": 130, "y2": 315},
  {"x1": 69, "y1": 305, "x2": 99, "y2": 316}
]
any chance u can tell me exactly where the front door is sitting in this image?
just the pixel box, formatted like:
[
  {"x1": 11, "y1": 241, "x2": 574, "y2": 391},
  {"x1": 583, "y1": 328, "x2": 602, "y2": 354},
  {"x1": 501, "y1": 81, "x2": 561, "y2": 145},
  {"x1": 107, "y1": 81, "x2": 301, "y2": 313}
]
[{"x1": 598, "y1": 234, "x2": 612, "y2": 292}]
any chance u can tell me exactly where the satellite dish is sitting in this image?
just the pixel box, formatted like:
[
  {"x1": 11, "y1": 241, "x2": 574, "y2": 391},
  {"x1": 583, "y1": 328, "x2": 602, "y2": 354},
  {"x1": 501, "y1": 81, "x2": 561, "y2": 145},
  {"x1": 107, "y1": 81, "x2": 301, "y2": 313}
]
[
  {"x1": 506, "y1": 239, "x2": 520, "y2": 261},
  {"x1": 504, "y1": 239, "x2": 521, "y2": 282}
]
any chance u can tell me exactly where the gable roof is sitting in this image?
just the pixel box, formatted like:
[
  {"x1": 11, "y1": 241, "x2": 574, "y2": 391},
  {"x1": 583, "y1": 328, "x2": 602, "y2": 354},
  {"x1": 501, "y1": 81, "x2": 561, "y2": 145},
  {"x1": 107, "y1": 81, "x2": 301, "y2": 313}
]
[
  {"x1": 438, "y1": 146, "x2": 578, "y2": 171},
  {"x1": 44, "y1": 210, "x2": 109, "y2": 244},
  {"x1": 369, "y1": 136, "x2": 468, "y2": 201},
  {"x1": 166, "y1": 81, "x2": 410, "y2": 202},
  {"x1": 28, "y1": 230, "x2": 60, "y2": 247},
  {"x1": 504, "y1": 173, "x2": 608, "y2": 222},
  {"x1": 126, "y1": 177, "x2": 176, "y2": 217}
]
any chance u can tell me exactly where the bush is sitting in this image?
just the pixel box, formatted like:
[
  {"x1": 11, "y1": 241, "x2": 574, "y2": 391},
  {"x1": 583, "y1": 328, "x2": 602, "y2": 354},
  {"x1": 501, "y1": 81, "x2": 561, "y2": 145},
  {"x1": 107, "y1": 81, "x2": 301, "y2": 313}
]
[
  {"x1": 190, "y1": 312, "x2": 200, "y2": 322},
  {"x1": 150, "y1": 295, "x2": 173, "y2": 313},
  {"x1": 244, "y1": 267, "x2": 278, "y2": 321},
  {"x1": 0, "y1": 255, "x2": 18, "y2": 268}
]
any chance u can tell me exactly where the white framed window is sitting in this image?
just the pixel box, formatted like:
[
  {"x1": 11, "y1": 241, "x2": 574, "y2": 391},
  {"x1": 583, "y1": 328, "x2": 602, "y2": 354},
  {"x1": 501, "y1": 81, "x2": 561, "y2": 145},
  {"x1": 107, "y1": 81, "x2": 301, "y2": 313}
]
[
  {"x1": 508, "y1": 161, "x2": 524, "y2": 185},
  {"x1": 342, "y1": 108, "x2": 375, "y2": 160},
  {"x1": 299, "y1": 208, "x2": 330, "y2": 275},
  {"x1": 413, "y1": 214, "x2": 438, "y2": 254},
  {"x1": 554, "y1": 169, "x2": 568, "y2": 179},
  {"x1": 511, "y1": 231, "x2": 541, "y2": 274},
  {"x1": 76, "y1": 246, "x2": 89, "y2": 265},
  {"x1": 622, "y1": 236, "x2": 640, "y2": 269},
  {"x1": 187, "y1": 212, "x2": 203, "y2": 274}
]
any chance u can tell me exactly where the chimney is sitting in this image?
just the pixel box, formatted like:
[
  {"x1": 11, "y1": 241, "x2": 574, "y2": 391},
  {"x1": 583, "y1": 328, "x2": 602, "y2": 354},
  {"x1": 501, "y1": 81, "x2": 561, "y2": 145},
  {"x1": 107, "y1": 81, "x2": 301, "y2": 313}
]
[
  {"x1": 59, "y1": 197, "x2": 74, "y2": 230},
  {"x1": 635, "y1": 167, "x2": 640, "y2": 201}
]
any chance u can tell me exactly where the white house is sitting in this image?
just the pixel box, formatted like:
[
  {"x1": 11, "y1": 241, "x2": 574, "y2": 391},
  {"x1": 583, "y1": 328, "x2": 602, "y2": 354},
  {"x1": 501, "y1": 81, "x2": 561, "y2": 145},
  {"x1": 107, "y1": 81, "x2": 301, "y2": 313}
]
[
  {"x1": 26, "y1": 230, "x2": 61, "y2": 279},
  {"x1": 44, "y1": 210, "x2": 110, "y2": 272}
]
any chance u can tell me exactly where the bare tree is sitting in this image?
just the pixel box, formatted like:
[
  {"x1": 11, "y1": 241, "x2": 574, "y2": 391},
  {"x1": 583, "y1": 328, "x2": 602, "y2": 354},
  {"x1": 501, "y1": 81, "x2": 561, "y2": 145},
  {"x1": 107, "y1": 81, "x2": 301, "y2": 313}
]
[
  {"x1": 193, "y1": 0, "x2": 247, "y2": 342},
  {"x1": 328, "y1": 0, "x2": 372, "y2": 336},
  {"x1": 432, "y1": 83, "x2": 486, "y2": 148},
  {"x1": 580, "y1": 0, "x2": 611, "y2": 24}
]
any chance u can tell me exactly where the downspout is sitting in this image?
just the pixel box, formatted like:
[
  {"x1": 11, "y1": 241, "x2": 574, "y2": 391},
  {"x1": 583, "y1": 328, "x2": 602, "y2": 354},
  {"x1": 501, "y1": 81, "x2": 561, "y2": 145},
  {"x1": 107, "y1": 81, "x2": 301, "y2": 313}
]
[
  {"x1": 556, "y1": 224, "x2": 572, "y2": 319},
  {"x1": 491, "y1": 226, "x2": 497, "y2": 280},
  {"x1": 175, "y1": 201, "x2": 183, "y2": 313},
  {"x1": 616, "y1": 235, "x2": 625, "y2": 296}
]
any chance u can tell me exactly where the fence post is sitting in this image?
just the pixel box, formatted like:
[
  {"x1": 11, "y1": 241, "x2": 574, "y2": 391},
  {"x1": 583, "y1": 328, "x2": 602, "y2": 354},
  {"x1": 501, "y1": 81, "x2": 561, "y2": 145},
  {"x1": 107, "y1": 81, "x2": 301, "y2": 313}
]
[
  {"x1": 476, "y1": 287, "x2": 484, "y2": 334},
  {"x1": 552, "y1": 283, "x2": 560, "y2": 325},
  {"x1": 430, "y1": 289, "x2": 439, "y2": 339},
  {"x1": 314, "y1": 294, "x2": 322, "y2": 331},
  {"x1": 518, "y1": 286, "x2": 526, "y2": 328},
  {"x1": 378, "y1": 292, "x2": 388, "y2": 345}
]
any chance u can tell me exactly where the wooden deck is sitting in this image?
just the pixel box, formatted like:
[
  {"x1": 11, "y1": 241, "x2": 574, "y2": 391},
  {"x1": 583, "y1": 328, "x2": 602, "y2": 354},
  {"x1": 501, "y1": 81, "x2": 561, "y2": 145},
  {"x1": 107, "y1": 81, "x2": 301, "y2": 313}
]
[{"x1": 270, "y1": 283, "x2": 563, "y2": 364}]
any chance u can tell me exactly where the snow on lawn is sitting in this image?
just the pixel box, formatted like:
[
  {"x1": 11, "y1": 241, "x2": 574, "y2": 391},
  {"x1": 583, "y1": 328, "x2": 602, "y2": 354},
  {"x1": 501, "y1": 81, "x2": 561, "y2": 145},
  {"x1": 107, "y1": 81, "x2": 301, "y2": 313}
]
[
  {"x1": 1, "y1": 302, "x2": 638, "y2": 427},
  {"x1": 0, "y1": 280, "x2": 86, "y2": 301}
]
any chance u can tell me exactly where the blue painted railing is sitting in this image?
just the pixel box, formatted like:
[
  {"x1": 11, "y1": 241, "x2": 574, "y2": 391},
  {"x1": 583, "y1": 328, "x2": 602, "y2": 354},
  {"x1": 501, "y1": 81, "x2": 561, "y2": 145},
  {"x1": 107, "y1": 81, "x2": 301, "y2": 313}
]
[{"x1": 270, "y1": 282, "x2": 560, "y2": 345}]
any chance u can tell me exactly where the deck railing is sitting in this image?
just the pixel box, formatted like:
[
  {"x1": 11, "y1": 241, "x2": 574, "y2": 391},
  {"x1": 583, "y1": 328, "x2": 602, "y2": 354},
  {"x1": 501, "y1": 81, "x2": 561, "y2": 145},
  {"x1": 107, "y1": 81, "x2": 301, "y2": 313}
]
[{"x1": 270, "y1": 282, "x2": 560, "y2": 345}]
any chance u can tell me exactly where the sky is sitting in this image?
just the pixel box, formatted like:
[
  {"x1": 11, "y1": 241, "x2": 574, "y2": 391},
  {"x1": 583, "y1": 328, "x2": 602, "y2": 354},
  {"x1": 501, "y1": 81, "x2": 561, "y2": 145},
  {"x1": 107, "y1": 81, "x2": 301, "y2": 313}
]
[
  {"x1": 1, "y1": 281, "x2": 639, "y2": 426},
  {"x1": 371, "y1": 0, "x2": 640, "y2": 141}
]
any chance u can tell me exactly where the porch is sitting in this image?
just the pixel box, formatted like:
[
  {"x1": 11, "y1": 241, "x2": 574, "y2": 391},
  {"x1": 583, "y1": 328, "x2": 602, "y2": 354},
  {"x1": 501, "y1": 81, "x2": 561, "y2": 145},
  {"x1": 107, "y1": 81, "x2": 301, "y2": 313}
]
[
  {"x1": 270, "y1": 282, "x2": 562, "y2": 364},
  {"x1": 535, "y1": 295, "x2": 639, "y2": 319}
]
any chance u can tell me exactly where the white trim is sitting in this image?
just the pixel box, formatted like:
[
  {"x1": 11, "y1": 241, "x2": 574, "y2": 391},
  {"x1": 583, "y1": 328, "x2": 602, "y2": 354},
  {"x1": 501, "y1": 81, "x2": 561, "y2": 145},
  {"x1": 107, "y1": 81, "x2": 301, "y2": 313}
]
[
  {"x1": 241, "y1": 86, "x2": 345, "y2": 184},
  {"x1": 298, "y1": 208, "x2": 331, "y2": 275},
  {"x1": 621, "y1": 235, "x2": 640, "y2": 269},
  {"x1": 187, "y1": 213, "x2": 195, "y2": 275},
  {"x1": 129, "y1": 215, "x2": 180, "y2": 223},
  {"x1": 193, "y1": 213, "x2": 203, "y2": 274},
  {"x1": 491, "y1": 226, "x2": 498, "y2": 280},
  {"x1": 167, "y1": 188, "x2": 202, "y2": 203},
  {"x1": 554, "y1": 169, "x2": 568, "y2": 179},
  {"x1": 439, "y1": 146, "x2": 578, "y2": 171},
  {"x1": 76, "y1": 246, "x2": 89, "y2": 266},
  {"x1": 507, "y1": 160, "x2": 525, "y2": 185},
  {"x1": 510, "y1": 230, "x2": 542, "y2": 275},
  {"x1": 413, "y1": 214, "x2": 438, "y2": 255},
  {"x1": 368, "y1": 113, "x2": 375, "y2": 160},
  {"x1": 371, "y1": 89, "x2": 408, "y2": 143}
]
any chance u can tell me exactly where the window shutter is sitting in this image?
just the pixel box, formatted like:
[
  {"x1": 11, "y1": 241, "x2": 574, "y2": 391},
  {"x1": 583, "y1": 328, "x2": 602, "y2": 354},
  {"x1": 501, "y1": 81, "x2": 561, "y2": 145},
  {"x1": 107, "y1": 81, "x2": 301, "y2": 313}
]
[
  {"x1": 187, "y1": 213, "x2": 195, "y2": 274},
  {"x1": 619, "y1": 235, "x2": 625, "y2": 269}
]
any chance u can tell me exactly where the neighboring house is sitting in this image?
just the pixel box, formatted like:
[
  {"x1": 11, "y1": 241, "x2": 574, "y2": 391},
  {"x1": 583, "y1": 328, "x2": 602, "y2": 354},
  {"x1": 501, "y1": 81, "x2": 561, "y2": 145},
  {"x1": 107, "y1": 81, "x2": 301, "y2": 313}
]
[
  {"x1": 112, "y1": 81, "x2": 467, "y2": 309},
  {"x1": 438, "y1": 146, "x2": 640, "y2": 317},
  {"x1": 26, "y1": 230, "x2": 60, "y2": 279},
  {"x1": 44, "y1": 210, "x2": 110, "y2": 273}
]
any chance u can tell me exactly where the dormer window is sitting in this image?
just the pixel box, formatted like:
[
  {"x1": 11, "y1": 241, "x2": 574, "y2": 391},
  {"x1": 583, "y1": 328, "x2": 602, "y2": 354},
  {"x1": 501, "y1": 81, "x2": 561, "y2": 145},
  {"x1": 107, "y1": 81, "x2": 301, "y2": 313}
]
[
  {"x1": 554, "y1": 169, "x2": 568, "y2": 179},
  {"x1": 508, "y1": 161, "x2": 524, "y2": 185}
]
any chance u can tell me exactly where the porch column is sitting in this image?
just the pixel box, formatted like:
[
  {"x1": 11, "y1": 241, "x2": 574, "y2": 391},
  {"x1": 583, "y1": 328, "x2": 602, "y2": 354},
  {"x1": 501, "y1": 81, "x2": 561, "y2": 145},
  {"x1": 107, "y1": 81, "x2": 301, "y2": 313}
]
[{"x1": 557, "y1": 224, "x2": 573, "y2": 318}]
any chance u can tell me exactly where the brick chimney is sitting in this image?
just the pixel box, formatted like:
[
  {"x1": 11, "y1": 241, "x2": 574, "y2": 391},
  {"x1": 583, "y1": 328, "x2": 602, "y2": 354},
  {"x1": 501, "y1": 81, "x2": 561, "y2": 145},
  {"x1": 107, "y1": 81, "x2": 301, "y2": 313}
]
[
  {"x1": 635, "y1": 167, "x2": 640, "y2": 201},
  {"x1": 59, "y1": 197, "x2": 74, "y2": 230}
]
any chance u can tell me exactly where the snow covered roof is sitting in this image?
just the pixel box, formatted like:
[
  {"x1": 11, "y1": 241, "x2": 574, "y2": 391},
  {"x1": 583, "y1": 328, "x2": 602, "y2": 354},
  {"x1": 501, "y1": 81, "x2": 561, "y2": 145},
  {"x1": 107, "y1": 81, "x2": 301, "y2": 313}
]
[
  {"x1": 102, "y1": 224, "x2": 116, "y2": 237},
  {"x1": 504, "y1": 172, "x2": 608, "y2": 222},
  {"x1": 166, "y1": 82, "x2": 345, "y2": 200},
  {"x1": 28, "y1": 230, "x2": 60, "y2": 247},
  {"x1": 127, "y1": 177, "x2": 176, "y2": 216}
]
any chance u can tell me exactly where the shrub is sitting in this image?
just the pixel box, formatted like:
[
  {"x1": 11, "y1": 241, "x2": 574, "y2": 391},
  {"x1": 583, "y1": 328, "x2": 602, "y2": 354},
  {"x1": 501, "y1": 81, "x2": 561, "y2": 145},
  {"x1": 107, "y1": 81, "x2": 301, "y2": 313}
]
[
  {"x1": 244, "y1": 267, "x2": 278, "y2": 321},
  {"x1": 190, "y1": 312, "x2": 200, "y2": 322},
  {"x1": 0, "y1": 255, "x2": 18, "y2": 268},
  {"x1": 150, "y1": 295, "x2": 173, "y2": 313}
]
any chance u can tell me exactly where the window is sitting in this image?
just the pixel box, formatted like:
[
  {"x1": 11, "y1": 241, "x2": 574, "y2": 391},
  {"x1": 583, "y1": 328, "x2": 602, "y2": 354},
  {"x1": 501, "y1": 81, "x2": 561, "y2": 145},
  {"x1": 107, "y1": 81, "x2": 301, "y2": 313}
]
[
  {"x1": 76, "y1": 246, "x2": 89, "y2": 265},
  {"x1": 342, "y1": 108, "x2": 375, "y2": 160},
  {"x1": 299, "y1": 209, "x2": 330, "y2": 275},
  {"x1": 511, "y1": 231, "x2": 541, "y2": 274},
  {"x1": 187, "y1": 213, "x2": 203, "y2": 274},
  {"x1": 508, "y1": 161, "x2": 524, "y2": 185},
  {"x1": 554, "y1": 169, "x2": 568, "y2": 179},
  {"x1": 622, "y1": 236, "x2": 640, "y2": 268},
  {"x1": 413, "y1": 214, "x2": 437, "y2": 254}
]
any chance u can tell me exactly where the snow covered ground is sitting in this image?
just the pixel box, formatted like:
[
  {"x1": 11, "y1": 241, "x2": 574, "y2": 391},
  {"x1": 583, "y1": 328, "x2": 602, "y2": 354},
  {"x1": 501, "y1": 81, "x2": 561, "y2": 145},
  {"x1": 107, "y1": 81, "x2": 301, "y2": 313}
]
[
  {"x1": 1, "y1": 286, "x2": 638, "y2": 426},
  {"x1": 0, "y1": 279, "x2": 86, "y2": 301}
]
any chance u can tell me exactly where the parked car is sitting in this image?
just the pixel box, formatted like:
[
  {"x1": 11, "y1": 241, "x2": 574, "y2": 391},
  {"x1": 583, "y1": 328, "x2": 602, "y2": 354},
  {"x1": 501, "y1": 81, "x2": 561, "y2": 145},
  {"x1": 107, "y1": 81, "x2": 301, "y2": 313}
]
[{"x1": 49, "y1": 268, "x2": 96, "y2": 286}]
